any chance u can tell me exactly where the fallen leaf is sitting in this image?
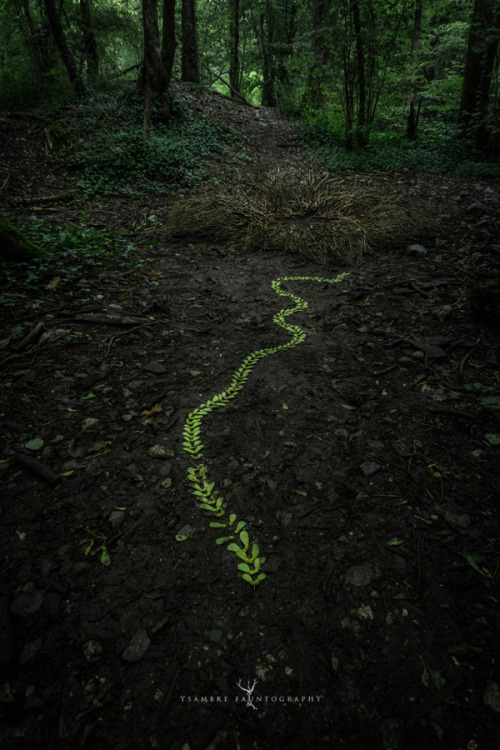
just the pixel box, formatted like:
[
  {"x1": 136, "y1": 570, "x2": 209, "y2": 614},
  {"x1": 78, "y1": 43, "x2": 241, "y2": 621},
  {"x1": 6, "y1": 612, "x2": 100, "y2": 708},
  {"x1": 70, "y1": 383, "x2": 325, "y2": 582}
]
[
  {"x1": 141, "y1": 403, "x2": 162, "y2": 416},
  {"x1": 47, "y1": 276, "x2": 62, "y2": 289}
]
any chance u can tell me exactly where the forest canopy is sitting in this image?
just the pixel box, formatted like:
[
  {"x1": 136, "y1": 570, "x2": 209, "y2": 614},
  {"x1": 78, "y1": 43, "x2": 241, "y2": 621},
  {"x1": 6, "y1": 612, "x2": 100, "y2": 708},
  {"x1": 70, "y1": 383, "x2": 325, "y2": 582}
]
[{"x1": 0, "y1": 0, "x2": 499, "y2": 155}]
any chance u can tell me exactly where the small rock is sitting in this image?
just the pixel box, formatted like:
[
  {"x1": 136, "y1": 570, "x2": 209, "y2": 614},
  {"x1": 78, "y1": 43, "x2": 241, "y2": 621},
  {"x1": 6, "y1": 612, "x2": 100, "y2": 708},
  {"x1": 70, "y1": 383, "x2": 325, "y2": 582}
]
[
  {"x1": 407, "y1": 244, "x2": 427, "y2": 256},
  {"x1": 410, "y1": 340, "x2": 447, "y2": 359},
  {"x1": 345, "y1": 563, "x2": 377, "y2": 586},
  {"x1": 149, "y1": 444, "x2": 172, "y2": 459},
  {"x1": 205, "y1": 629, "x2": 223, "y2": 644},
  {"x1": 82, "y1": 417, "x2": 99, "y2": 431},
  {"x1": 360, "y1": 461, "x2": 381, "y2": 477},
  {"x1": 20, "y1": 638, "x2": 42, "y2": 665},
  {"x1": 83, "y1": 640, "x2": 103, "y2": 662},
  {"x1": 143, "y1": 361, "x2": 167, "y2": 374},
  {"x1": 434, "y1": 305, "x2": 453, "y2": 322},
  {"x1": 466, "y1": 200, "x2": 486, "y2": 212},
  {"x1": 122, "y1": 630, "x2": 151, "y2": 662},
  {"x1": 108, "y1": 509, "x2": 126, "y2": 529},
  {"x1": 483, "y1": 681, "x2": 500, "y2": 714}
]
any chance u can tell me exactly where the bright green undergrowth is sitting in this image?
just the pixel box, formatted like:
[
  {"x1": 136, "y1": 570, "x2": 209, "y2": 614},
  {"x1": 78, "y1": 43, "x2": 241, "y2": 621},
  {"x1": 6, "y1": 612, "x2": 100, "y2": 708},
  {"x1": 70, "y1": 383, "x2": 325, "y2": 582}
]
[
  {"x1": 65, "y1": 88, "x2": 244, "y2": 196},
  {"x1": 299, "y1": 117, "x2": 500, "y2": 176},
  {"x1": 0, "y1": 220, "x2": 137, "y2": 309}
]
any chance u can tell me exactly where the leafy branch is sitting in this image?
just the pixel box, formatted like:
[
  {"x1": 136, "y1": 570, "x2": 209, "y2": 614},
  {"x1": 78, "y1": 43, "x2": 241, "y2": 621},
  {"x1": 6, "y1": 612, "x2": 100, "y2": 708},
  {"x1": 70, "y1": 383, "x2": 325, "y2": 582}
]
[{"x1": 178, "y1": 274, "x2": 348, "y2": 585}]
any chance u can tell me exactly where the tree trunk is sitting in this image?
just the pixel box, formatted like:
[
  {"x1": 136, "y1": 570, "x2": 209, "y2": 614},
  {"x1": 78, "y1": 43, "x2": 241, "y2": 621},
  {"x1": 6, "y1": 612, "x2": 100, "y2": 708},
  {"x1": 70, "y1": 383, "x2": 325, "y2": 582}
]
[
  {"x1": 304, "y1": 0, "x2": 331, "y2": 108},
  {"x1": 161, "y1": 0, "x2": 177, "y2": 80},
  {"x1": 80, "y1": 0, "x2": 99, "y2": 77},
  {"x1": 18, "y1": 0, "x2": 50, "y2": 83},
  {"x1": 260, "y1": 1, "x2": 276, "y2": 107},
  {"x1": 42, "y1": 0, "x2": 86, "y2": 96},
  {"x1": 460, "y1": 0, "x2": 500, "y2": 150},
  {"x1": 0, "y1": 217, "x2": 48, "y2": 263},
  {"x1": 351, "y1": 0, "x2": 367, "y2": 146},
  {"x1": 228, "y1": 0, "x2": 240, "y2": 97},
  {"x1": 140, "y1": 0, "x2": 172, "y2": 134},
  {"x1": 181, "y1": 0, "x2": 200, "y2": 83},
  {"x1": 406, "y1": 0, "x2": 423, "y2": 139}
]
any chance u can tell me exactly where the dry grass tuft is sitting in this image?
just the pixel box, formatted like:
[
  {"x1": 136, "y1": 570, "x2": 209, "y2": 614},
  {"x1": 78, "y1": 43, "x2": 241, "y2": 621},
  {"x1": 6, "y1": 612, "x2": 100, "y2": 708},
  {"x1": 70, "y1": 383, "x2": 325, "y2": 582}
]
[{"x1": 166, "y1": 172, "x2": 428, "y2": 265}]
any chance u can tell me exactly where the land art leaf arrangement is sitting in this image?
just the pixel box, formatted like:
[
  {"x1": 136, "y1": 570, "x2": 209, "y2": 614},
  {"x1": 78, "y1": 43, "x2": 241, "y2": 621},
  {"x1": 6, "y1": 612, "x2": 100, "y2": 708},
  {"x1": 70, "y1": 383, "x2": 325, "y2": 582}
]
[{"x1": 179, "y1": 274, "x2": 348, "y2": 585}]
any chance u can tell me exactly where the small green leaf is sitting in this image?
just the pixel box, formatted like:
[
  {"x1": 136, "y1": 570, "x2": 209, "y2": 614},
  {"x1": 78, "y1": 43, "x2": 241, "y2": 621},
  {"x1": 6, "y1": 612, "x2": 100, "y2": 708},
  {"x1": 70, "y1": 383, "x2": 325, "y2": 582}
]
[
  {"x1": 51, "y1": 434, "x2": 64, "y2": 443},
  {"x1": 83, "y1": 392, "x2": 96, "y2": 400},
  {"x1": 235, "y1": 520, "x2": 246, "y2": 533},
  {"x1": 122, "y1": 414, "x2": 133, "y2": 422},
  {"x1": 25, "y1": 438, "x2": 44, "y2": 451},
  {"x1": 229, "y1": 513, "x2": 237, "y2": 526},
  {"x1": 215, "y1": 536, "x2": 234, "y2": 544},
  {"x1": 239, "y1": 530, "x2": 249, "y2": 550},
  {"x1": 387, "y1": 539, "x2": 404, "y2": 546},
  {"x1": 175, "y1": 534, "x2": 189, "y2": 542},
  {"x1": 100, "y1": 547, "x2": 111, "y2": 566},
  {"x1": 485, "y1": 433, "x2": 500, "y2": 445},
  {"x1": 209, "y1": 522, "x2": 226, "y2": 528},
  {"x1": 341, "y1": 404, "x2": 356, "y2": 410},
  {"x1": 59, "y1": 470, "x2": 74, "y2": 477}
]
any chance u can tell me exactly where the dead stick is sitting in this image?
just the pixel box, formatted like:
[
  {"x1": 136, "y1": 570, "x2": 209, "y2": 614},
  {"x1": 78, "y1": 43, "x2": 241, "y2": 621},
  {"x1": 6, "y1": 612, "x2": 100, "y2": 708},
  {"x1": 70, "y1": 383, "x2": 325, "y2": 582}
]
[
  {"x1": 203, "y1": 63, "x2": 258, "y2": 108},
  {"x1": 14, "y1": 453, "x2": 59, "y2": 486}
]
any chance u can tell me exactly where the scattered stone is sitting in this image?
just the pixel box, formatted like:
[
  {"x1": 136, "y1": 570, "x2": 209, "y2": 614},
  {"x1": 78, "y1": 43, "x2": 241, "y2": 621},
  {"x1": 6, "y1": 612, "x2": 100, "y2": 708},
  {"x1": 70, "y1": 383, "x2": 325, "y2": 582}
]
[
  {"x1": 466, "y1": 200, "x2": 486, "y2": 212},
  {"x1": 433, "y1": 305, "x2": 453, "y2": 322},
  {"x1": 83, "y1": 640, "x2": 103, "y2": 662},
  {"x1": 10, "y1": 589, "x2": 45, "y2": 616},
  {"x1": 149, "y1": 444, "x2": 172, "y2": 459},
  {"x1": 82, "y1": 417, "x2": 100, "y2": 430},
  {"x1": 345, "y1": 563, "x2": 377, "y2": 586},
  {"x1": 407, "y1": 243, "x2": 427, "y2": 256},
  {"x1": 360, "y1": 461, "x2": 381, "y2": 477},
  {"x1": 205, "y1": 629, "x2": 223, "y2": 644},
  {"x1": 143, "y1": 361, "x2": 167, "y2": 374},
  {"x1": 122, "y1": 630, "x2": 151, "y2": 662},
  {"x1": 483, "y1": 681, "x2": 500, "y2": 714},
  {"x1": 108, "y1": 509, "x2": 126, "y2": 529},
  {"x1": 410, "y1": 339, "x2": 447, "y2": 359},
  {"x1": 20, "y1": 638, "x2": 42, "y2": 665}
]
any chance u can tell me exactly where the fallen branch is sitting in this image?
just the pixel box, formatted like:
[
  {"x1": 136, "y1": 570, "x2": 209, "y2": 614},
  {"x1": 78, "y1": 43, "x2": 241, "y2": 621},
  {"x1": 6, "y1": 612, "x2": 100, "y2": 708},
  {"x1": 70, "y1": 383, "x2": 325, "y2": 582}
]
[
  {"x1": 203, "y1": 64, "x2": 258, "y2": 108},
  {"x1": 13, "y1": 190, "x2": 76, "y2": 205}
]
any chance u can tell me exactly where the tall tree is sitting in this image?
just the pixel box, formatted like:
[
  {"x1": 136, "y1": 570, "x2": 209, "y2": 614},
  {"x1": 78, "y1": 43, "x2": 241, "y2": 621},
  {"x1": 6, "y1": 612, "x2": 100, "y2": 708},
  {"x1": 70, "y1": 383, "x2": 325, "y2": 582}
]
[
  {"x1": 304, "y1": 0, "x2": 332, "y2": 108},
  {"x1": 80, "y1": 0, "x2": 99, "y2": 77},
  {"x1": 42, "y1": 0, "x2": 86, "y2": 95},
  {"x1": 162, "y1": 0, "x2": 177, "y2": 79},
  {"x1": 140, "y1": 0, "x2": 174, "y2": 134},
  {"x1": 228, "y1": 0, "x2": 240, "y2": 97},
  {"x1": 406, "y1": 0, "x2": 423, "y2": 139},
  {"x1": 460, "y1": 0, "x2": 500, "y2": 150},
  {"x1": 181, "y1": 0, "x2": 200, "y2": 83}
]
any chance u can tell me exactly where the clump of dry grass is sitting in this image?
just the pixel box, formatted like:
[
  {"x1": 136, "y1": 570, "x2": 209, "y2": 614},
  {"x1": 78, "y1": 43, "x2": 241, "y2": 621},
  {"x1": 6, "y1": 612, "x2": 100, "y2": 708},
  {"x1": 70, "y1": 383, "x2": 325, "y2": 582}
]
[{"x1": 166, "y1": 172, "x2": 428, "y2": 265}]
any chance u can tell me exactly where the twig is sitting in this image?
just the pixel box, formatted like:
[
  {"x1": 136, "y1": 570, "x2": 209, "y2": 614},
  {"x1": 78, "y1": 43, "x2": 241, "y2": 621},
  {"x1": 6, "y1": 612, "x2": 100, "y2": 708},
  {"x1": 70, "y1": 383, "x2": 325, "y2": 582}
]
[
  {"x1": 203, "y1": 63, "x2": 258, "y2": 108},
  {"x1": 13, "y1": 190, "x2": 76, "y2": 205},
  {"x1": 14, "y1": 453, "x2": 59, "y2": 486}
]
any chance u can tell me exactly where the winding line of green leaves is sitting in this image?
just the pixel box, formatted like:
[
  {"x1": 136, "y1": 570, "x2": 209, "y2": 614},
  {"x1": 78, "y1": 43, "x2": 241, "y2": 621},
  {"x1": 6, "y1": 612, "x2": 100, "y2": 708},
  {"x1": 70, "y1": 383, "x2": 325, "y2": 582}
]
[{"x1": 179, "y1": 274, "x2": 348, "y2": 586}]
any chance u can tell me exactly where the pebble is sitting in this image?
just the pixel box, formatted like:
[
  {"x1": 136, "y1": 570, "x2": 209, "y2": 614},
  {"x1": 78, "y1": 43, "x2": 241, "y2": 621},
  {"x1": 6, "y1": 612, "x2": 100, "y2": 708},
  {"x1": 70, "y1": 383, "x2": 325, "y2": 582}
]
[
  {"x1": 122, "y1": 630, "x2": 151, "y2": 662},
  {"x1": 360, "y1": 461, "x2": 381, "y2": 477},
  {"x1": 345, "y1": 563, "x2": 377, "y2": 586}
]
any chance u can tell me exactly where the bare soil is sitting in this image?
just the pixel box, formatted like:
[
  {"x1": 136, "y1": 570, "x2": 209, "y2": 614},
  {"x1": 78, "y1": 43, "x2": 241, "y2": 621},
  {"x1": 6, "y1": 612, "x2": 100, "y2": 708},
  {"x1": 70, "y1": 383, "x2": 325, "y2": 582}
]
[{"x1": 0, "y1": 84, "x2": 500, "y2": 750}]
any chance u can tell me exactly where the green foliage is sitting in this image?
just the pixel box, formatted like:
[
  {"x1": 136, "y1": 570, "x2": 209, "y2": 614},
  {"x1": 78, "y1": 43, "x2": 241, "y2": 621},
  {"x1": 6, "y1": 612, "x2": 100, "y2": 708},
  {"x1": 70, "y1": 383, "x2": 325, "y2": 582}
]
[
  {"x1": 298, "y1": 116, "x2": 500, "y2": 176},
  {"x1": 65, "y1": 88, "x2": 242, "y2": 195},
  {"x1": 179, "y1": 275, "x2": 347, "y2": 586},
  {"x1": 0, "y1": 220, "x2": 137, "y2": 309}
]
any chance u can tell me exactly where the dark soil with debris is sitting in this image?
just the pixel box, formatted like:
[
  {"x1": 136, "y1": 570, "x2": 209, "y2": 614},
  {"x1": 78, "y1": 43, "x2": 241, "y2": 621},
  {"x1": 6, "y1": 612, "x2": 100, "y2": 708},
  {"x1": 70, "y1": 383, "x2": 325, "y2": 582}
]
[{"x1": 1, "y1": 84, "x2": 500, "y2": 750}]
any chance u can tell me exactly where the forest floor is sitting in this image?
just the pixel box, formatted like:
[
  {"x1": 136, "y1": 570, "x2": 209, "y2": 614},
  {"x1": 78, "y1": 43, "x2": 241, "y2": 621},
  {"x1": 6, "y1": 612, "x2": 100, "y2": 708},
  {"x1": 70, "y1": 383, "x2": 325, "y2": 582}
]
[{"x1": 0, "y1": 83, "x2": 500, "y2": 750}]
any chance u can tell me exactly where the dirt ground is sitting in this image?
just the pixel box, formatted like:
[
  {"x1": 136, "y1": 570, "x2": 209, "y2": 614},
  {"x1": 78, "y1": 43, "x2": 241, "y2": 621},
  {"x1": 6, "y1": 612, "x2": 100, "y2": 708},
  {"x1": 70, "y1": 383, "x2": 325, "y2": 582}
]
[{"x1": 1, "y1": 84, "x2": 500, "y2": 750}]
